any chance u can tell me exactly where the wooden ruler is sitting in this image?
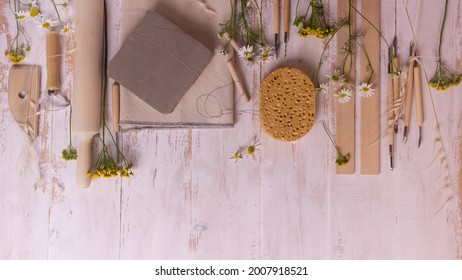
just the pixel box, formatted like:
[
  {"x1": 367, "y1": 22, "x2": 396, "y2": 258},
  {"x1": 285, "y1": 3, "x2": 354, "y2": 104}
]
[
  {"x1": 359, "y1": 0, "x2": 381, "y2": 175},
  {"x1": 336, "y1": 0, "x2": 356, "y2": 174}
]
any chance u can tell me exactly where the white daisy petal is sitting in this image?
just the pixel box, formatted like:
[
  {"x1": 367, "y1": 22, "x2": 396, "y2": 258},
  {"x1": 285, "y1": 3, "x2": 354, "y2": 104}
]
[
  {"x1": 238, "y1": 45, "x2": 254, "y2": 59},
  {"x1": 15, "y1": 10, "x2": 28, "y2": 20},
  {"x1": 357, "y1": 82, "x2": 376, "y2": 98},
  {"x1": 258, "y1": 45, "x2": 275, "y2": 64},
  {"x1": 336, "y1": 87, "x2": 353, "y2": 103},
  {"x1": 327, "y1": 69, "x2": 346, "y2": 85},
  {"x1": 317, "y1": 83, "x2": 329, "y2": 94}
]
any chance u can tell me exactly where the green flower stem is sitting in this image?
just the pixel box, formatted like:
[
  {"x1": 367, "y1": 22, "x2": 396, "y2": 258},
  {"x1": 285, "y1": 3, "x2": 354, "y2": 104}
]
[
  {"x1": 313, "y1": 21, "x2": 347, "y2": 86},
  {"x1": 438, "y1": 0, "x2": 449, "y2": 59},
  {"x1": 354, "y1": 38, "x2": 374, "y2": 83},
  {"x1": 350, "y1": 4, "x2": 390, "y2": 48},
  {"x1": 50, "y1": 0, "x2": 63, "y2": 25}
]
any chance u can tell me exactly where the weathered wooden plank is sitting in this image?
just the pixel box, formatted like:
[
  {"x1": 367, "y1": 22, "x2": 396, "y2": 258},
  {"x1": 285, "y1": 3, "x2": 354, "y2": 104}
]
[
  {"x1": 359, "y1": 0, "x2": 381, "y2": 175},
  {"x1": 0, "y1": 0, "x2": 50, "y2": 259},
  {"x1": 258, "y1": 0, "x2": 329, "y2": 259},
  {"x1": 119, "y1": 130, "x2": 192, "y2": 259},
  {"x1": 0, "y1": 0, "x2": 461, "y2": 260},
  {"x1": 335, "y1": 0, "x2": 356, "y2": 174}
]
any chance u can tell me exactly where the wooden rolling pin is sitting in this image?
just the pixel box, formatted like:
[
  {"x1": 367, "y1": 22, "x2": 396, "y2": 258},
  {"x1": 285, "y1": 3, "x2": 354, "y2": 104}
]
[
  {"x1": 72, "y1": 0, "x2": 105, "y2": 188},
  {"x1": 46, "y1": 31, "x2": 61, "y2": 93}
]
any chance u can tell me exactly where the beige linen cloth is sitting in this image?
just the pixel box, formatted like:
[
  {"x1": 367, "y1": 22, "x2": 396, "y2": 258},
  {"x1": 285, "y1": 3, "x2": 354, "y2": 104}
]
[{"x1": 118, "y1": 0, "x2": 234, "y2": 129}]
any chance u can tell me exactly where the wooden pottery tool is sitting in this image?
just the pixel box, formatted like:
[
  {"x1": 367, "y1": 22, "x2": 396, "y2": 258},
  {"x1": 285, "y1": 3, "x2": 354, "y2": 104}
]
[
  {"x1": 112, "y1": 82, "x2": 121, "y2": 163},
  {"x1": 46, "y1": 31, "x2": 61, "y2": 95},
  {"x1": 223, "y1": 52, "x2": 249, "y2": 102},
  {"x1": 387, "y1": 62, "x2": 395, "y2": 170},
  {"x1": 73, "y1": 0, "x2": 105, "y2": 188},
  {"x1": 7, "y1": 65, "x2": 41, "y2": 138},
  {"x1": 273, "y1": 0, "x2": 280, "y2": 59},
  {"x1": 220, "y1": 33, "x2": 250, "y2": 102},
  {"x1": 260, "y1": 67, "x2": 316, "y2": 141},
  {"x1": 283, "y1": 0, "x2": 290, "y2": 57},
  {"x1": 403, "y1": 41, "x2": 423, "y2": 146}
]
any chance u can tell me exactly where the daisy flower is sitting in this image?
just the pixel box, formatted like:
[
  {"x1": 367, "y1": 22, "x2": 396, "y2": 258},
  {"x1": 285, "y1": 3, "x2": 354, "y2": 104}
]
[
  {"x1": 238, "y1": 45, "x2": 256, "y2": 65},
  {"x1": 38, "y1": 17, "x2": 54, "y2": 30},
  {"x1": 336, "y1": 87, "x2": 353, "y2": 104},
  {"x1": 357, "y1": 83, "x2": 376, "y2": 98},
  {"x1": 316, "y1": 83, "x2": 329, "y2": 94},
  {"x1": 258, "y1": 45, "x2": 275, "y2": 63},
  {"x1": 327, "y1": 70, "x2": 346, "y2": 85},
  {"x1": 28, "y1": 4, "x2": 41, "y2": 18},
  {"x1": 60, "y1": 22, "x2": 74, "y2": 35},
  {"x1": 238, "y1": 45, "x2": 254, "y2": 59},
  {"x1": 245, "y1": 139, "x2": 261, "y2": 159},
  {"x1": 15, "y1": 10, "x2": 28, "y2": 20},
  {"x1": 229, "y1": 146, "x2": 244, "y2": 163}
]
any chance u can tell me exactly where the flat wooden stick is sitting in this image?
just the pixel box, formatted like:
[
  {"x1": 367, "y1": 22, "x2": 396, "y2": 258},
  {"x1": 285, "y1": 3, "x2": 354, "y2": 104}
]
[
  {"x1": 335, "y1": 0, "x2": 355, "y2": 174},
  {"x1": 359, "y1": 0, "x2": 381, "y2": 175}
]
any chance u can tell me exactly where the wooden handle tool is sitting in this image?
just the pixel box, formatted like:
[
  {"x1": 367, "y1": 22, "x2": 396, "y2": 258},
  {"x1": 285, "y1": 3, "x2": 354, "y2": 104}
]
[
  {"x1": 392, "y1": 57, "x2": 400, "y2": 134},
  {"x1": 403, "y1": 44, "x2": 415, "y2": 143},
  {"x1": 112, "y1": 82, "x2": 120, "y2": 133},
  {"x1": 387, "y1": 74, "x2": 395, "y2": 170},
  {"x1": 284, "y1": 0, "x2": 290, "y2": 43},
  {"x1": 273, "y1": 0, "x2": 280, "y2": 58},
  {"x1": 46, "y1": 31, "x2": 61, "y2": 92},
  {"x1": 414, "y1": 65, "x2": 423, "y2": 147},
  {"x1": 222, "y1": 32, "x2": 240, "y2": 53},
  {"x1": 224, "y1": 54, "x2": 250, "y2": 102}
]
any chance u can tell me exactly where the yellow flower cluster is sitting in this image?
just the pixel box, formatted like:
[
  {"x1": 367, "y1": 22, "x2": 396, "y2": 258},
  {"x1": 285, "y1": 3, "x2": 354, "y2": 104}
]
[
  {"x1": 297, "y1": 26, "x2": 335, "y2": 39},
  {"x1": 7, "y1": 51, "x2": 25, "y2": 63},
  {"x1": 429, "y1": 61, "x2": 461, "y2": 91},
  {"x1": 87, "y1": 163, "x2": 134, "y2": 179},
  {"x1": 86, "y1": 140, "x2": 134, "y2": 179}
]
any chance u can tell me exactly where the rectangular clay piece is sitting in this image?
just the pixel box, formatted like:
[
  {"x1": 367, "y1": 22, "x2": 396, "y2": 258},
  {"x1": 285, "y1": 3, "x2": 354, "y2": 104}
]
[{"x1": 108, "y1": 10, "x2": 212, "y2": 114}]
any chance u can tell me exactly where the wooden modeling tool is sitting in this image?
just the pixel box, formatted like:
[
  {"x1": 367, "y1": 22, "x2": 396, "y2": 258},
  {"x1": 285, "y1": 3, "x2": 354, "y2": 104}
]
[
  {"x1": 283, "y1": 0, "x2": 290, "y2": 57},
  {"x1": 112, "y1": 82, "x2": 121, "y2": 163},
  {"x1": 414, "y1": 56, "x2": 424, "y2": 148},
  {"x1": 72, "y1": 0, "x2": 105, "y2": 188},
  {"x1": 46, "y1": 31, "x2": 61, "y2": 95},
  {"x1": 387, "y1": 63, "x2": 395, "y2": 170},
  {"x1": 223, "y1": 52, "x2": 250, "y2": 102},
  {"x1": 220, "y1": 33, "x2": 250, "y2": 102},
  {"x1": 273, "y1": 0, "x2": 280, "y2": 59},
  {"x1": 7, "y1": 66, "x2": 41, "y2": 138},
  {"x1": 402, "y1": 41, "x2": 425, "y2": 147}
]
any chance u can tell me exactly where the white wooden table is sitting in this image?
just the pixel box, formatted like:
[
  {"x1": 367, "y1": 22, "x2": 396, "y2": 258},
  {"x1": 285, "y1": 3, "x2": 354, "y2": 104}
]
[{"x1": 0, "y1": 0, "x2": 461, "y2": 259}]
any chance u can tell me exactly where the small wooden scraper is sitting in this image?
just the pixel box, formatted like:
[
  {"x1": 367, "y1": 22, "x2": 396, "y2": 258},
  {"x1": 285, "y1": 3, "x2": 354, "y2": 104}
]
[{"x1": 7, "y1": 65, "x2": 41, "y2": 138}]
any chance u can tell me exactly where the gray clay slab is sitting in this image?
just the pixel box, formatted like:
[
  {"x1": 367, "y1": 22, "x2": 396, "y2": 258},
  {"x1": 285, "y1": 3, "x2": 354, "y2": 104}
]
[{"x1": 108, "y1": 10, "x2": 212, "y2": 114}]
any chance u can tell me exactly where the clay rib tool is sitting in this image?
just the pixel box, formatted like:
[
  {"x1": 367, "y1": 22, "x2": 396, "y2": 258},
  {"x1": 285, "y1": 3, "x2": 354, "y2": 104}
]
[
  {"x1": 112, "y1": 82, "x2": 121, "y2": 163},
  {"x1": 273, "y1": 0, "x2": 280, "y2": 59},
  {"x1": 387, "y1": 56, "x2": 395, "y2": 170},
  {"x1": 284, "y1": 0, "x2": 290, "y2": 58},
  {"x1": 403, "y1": 42, "x2": 415, "y2": 143},
  {"x1": 413, "y1": 50, "x2": 423, "y2": 148},
  {"x1": 7, "y1": 66, "x2": 41, "y2": 138}
]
